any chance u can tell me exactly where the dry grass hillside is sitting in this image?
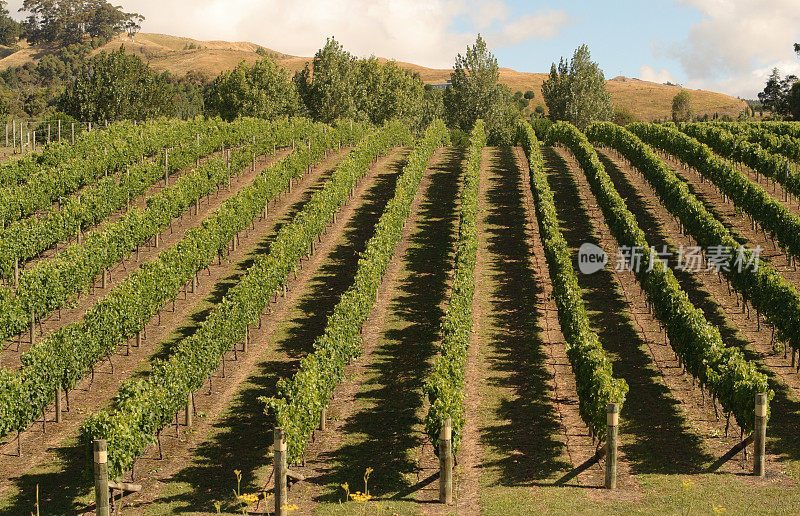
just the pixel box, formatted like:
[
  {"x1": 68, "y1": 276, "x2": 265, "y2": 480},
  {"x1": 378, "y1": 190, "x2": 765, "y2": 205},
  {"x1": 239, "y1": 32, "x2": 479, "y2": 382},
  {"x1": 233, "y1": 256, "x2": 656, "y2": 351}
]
[{"x1": 0, "y1": 33, "x2": 747, "y2": 122}]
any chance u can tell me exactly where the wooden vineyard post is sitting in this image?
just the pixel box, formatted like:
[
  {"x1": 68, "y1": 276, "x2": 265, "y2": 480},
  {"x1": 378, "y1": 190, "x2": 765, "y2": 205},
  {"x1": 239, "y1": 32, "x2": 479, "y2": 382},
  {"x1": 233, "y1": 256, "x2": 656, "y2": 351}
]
[
  {"x1": 605, "y1": 403, "x2": 619, "y2": 489},
  {"x1": 30, "y1": 308, "x2": 35, "y2": 345},
  {"x1": 55, "y1": 385, "x2": 62, "y2": 423},
  {"x1": 319, "y1": 407, "x2": 326, "y2": 431},
  {"x1": 185, "y1": 393, "x2": 193, "y2": 427},
  {"x1": 93, "y1": 439, "x2": 110, "y2": 516},
  {"x1": 754, "y1": 393, "x2": 767, "y2": 477},
  {"x1": 244, "y1": 326, "x2": 249, "y2": 353},
  {"x1": 274, "y1": 427, "x2": 288, "y2": 516},
  {"x1": 71, "y1": 123, "x2": 75, "y2": 145},
  {"x1": 164, "y1": 148, "x2": 169, "y2": 186},
  {"x1": 439, "y1": 417, "x2": 453, "y2": 504}
]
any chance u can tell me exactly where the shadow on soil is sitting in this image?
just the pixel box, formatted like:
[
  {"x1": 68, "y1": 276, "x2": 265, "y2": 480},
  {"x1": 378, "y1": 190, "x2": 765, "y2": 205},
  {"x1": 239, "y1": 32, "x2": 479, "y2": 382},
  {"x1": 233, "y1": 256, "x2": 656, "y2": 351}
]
[
  {"x1": 141, "y1": 160, "x2": 340, "y2": 368},
  {"x1": 599, "y1": 150, "x2": 800, "y2": 472},
  {"x1": 478, "y1": 146, "x2": 570, "y2": 485},
  {"x1": 0, "y1": 154, "x2": 344, "y2": 515},
  {"x1": 544, "y1": 146, "x2": 713, "y2": 475},
  {"x1": 142, "y1": 151, "x2": 409, "y2": 513},
  {"x1": 311, "y1": 147, "x2": 463, "y2": 503}
]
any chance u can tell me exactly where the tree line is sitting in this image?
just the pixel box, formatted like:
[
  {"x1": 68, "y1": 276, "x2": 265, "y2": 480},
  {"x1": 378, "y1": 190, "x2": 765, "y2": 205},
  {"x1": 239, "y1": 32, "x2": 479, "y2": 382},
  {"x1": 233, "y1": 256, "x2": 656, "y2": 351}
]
[{"x1": 0, "y1": 0, "x2": 677, "y2": 143}]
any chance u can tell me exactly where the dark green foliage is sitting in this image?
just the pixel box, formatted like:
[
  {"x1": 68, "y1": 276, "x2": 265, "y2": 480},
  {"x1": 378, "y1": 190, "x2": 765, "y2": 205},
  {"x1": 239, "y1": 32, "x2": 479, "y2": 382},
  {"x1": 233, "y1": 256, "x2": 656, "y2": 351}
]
[
  {"x1": 205, "y1": 57, "x2": 301, "y2": 121},
  {"x1": 789, "y1": 82, "x2": 800, "y2": 121},
  {"x1": 758, "y1": 68, "x2": 797, "y2": 117},
  {"x1": 294, "y1": 38, "x2": 426, "y2": 128},
  {"x1": 542, "y1": 44, "x2": 613, "y2": 129},
  {"x1": 20, "y1": 0, "x2": 143, "y2": 46},
  {"x1": 613, "y1": 106, "x2": 637, "y2": 125},
  {"x1": 443, "y1": 35, "x2": 520, "y2": 144},
  {"x1": 58, "y1": 46, "x2": 173, "y2": 121}
]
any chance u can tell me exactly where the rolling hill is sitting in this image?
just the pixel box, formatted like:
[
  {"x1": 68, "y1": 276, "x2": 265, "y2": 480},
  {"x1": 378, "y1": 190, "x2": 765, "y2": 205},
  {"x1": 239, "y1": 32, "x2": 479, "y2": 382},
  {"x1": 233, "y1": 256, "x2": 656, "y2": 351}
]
[{"x1": 0, "y1": 33, "x2": 748, "y2": 122}]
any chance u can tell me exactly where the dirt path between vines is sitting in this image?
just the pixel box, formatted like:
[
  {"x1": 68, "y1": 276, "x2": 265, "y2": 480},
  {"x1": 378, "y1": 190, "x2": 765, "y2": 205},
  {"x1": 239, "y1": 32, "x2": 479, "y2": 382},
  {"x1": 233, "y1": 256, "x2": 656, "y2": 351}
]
[
  {"x1": 132, "y1": 148, "x2": 413, "y2": 515},
  {"x1": 0, "y1": 147, "x2": 293, "y2": 367},
  {"x1": 551, "y1": 144, "x2": 718, "y2": 489},
  {"x1": 264, "y1": 147, "x2": 463, "y2": 516},
  {"x1": 23, "y1": 144, "x2": 227, "y2": 270},
  {"x1": 115, "y1": 148, "x2": 411, "y2": 515},
  {"x1": 0, "y1": 146, "x2": 356, "y2": 513},
  {"x1": 460, "y1": 145, "x2": 575, "y2": 513},
  {"x1": 598, "y1": 147, "x2": 797, "y2": 481}
]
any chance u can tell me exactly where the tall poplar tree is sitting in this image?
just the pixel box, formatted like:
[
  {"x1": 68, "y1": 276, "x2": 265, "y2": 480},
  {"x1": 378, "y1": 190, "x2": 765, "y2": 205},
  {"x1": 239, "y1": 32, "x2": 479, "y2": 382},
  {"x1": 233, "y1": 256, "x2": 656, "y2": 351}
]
[{"x1": 542, "y1": 44, "x2": 613, "y2": 129}]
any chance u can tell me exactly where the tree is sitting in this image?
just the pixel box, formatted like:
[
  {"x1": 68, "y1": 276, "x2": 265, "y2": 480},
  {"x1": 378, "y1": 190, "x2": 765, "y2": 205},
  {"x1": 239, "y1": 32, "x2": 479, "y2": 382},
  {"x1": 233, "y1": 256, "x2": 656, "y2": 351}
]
[
  {"x1": 671, "y1": 90, "x2": 693, "y2": 122},
  {"x1": 422, "y1": 86, "x2": 444, "y2": 128},
  {"x1": 789, "y1": 82, "x2": 800, "y2": 121},
  {"x1": 294, "y1": 37, "x2": 358, "y2": 122},
  {"x1": 59, "y1": 46, "x2": 173, "y2": 121},
  {"x1": 295, "y1": 37, "x2": 427, "y2": 128},
  {"x1": 523, "y1": 90, "x2": 535, "y2": 100},
  {"x1": 613, "y1": 107, "x2": 637, "y2": 125},
  {"x1": 354, "y1": 57, "x2": 424, "y2": 127},
  {"x1": 758, "y1": 68, "x2": 797, "y2": 115},
  {"x1": 20, "y1": 0, "x2": 143, "y2": 46},
  {"x1": 0, "y1": 1, "x2": 21, "y2": 45},
  {"x1": 541, "y1": 44, "x2": 613, "y2": 130},
  {"x1": 444, "y1": 34, "x2": 520, "y2": 144},
  {"x1": 205, "y1": 57, "x2": 301, "y2": 121}
]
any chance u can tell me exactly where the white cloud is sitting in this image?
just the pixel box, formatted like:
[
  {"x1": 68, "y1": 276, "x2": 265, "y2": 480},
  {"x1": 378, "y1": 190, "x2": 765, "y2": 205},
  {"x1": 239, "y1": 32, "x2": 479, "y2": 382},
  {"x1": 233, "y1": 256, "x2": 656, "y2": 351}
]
[
  {"x1": 685, "y1": 60, "x2": 800, "y2": 98},
  {"x1": 488, "y1": 9, "x2": 571, "y2": 47},
  {"x1": 638, "y1": 65, "x2": 677, "y2": 84},
  {"x1": 6, "y1": 0, "x2": 570, "y2": 69},
  {"x1": 669, "y1": 0, "x2": 800, "y2": 96}
]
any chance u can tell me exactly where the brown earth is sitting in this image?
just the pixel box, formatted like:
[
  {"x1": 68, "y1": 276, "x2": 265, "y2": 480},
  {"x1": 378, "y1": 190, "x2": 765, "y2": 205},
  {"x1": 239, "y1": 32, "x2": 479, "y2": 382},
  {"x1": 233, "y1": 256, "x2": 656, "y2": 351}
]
[
  {"x1": 267, "y1": 146, "x2": 462, "y2": 515},
  {"x1": 0, "y1": 145, "x2": 353, "y2": 513},
  {"x1": 0, "y1": 146, "x2": 292, "y2": 368},
  {"x1": 597, "y1": 146, "x2": 798, "y2": 482},
  {"x1": 104, "y1": 147, "x2": 409, "y2": 515}
]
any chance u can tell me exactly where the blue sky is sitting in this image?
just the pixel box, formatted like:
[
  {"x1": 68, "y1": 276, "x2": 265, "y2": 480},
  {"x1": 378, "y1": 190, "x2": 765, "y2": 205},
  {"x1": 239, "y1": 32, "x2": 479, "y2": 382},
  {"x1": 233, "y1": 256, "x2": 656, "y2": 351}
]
[
  {"x1": 7, "y1": 0, "x2": 800, "y2": 98},
  {"x1": 486, "y1": 0, "x2": 700, "y2": 82}
]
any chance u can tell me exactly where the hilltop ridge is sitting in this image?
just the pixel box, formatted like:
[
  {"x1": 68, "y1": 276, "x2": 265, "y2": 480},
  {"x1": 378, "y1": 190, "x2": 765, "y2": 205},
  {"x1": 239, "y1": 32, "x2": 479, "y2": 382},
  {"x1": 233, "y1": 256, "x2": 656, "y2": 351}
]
[{"x1": 0, "y1": 33, "x2": 747, "y2": 122}]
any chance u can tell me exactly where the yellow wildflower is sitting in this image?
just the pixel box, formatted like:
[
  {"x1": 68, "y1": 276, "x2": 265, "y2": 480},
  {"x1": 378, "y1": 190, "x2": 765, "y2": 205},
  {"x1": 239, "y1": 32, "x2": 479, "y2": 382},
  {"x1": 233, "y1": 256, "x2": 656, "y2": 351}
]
[
  {"x1": 238, "y1": 493, "x2": 259, "y2": 505},
  {"x1": 350, "y1": 491, "x2": 373, "y2": 503}
]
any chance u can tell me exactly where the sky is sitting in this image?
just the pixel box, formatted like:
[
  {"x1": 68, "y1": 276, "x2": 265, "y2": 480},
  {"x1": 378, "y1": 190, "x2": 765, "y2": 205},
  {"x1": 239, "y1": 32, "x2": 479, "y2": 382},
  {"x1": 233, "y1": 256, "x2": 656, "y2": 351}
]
[{"x1": 7, "y1": 0, "x2": 800, "y2": 99}]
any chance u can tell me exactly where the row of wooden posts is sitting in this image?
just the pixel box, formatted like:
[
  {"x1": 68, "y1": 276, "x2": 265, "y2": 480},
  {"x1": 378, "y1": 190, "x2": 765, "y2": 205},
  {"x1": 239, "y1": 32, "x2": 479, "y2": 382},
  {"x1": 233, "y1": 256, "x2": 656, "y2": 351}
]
[
  {"x1": 88, "y1": 393, "x2": 769, "y2": 512},
  {"x1": 4, "y1": 119, "x2": 89, "y2": 153}
]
